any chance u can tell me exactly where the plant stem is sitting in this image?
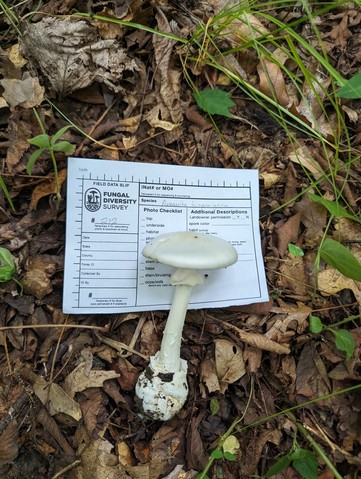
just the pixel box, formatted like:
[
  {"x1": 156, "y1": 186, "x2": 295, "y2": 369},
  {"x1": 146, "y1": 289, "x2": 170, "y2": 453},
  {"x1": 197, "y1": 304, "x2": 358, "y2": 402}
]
[
  {"x1": 158, "y1": 284, "x2": 193, "y2": 373},
  {"x1": 50, "y1": 149, "x2": 61, "y2": 201},
  {"x1": 287, "y1": 412, "x2": 343, "y2": 479}
]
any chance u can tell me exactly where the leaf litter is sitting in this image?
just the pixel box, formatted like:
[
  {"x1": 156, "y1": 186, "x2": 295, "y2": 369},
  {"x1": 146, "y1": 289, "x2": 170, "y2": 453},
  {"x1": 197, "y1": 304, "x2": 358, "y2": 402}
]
[{"x1": 0, "y1": 1, "x2": 360, "y2": 478}]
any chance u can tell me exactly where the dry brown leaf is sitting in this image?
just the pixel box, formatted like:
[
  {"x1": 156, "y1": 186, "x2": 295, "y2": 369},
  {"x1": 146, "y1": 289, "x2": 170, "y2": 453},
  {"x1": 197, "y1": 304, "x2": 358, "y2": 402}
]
[
  {"x1": 0, "y1": 72, "x2": 44, "y2": 110},
  {"x1": 152, "y1": 10, "x2": 183, "y2": 125},
  {"x1": 200, "y1": 357, "x2": 220, "y2": 395},
  {"x1": 76, "y1": 437, "x2": 127, "y2": 479},
  {"x1": 6, "y1": 110, "x2": 33, "y2": 170},
  {"x1": 294, "y1": 194, "x2": 327, "y2": 248},
  {"x1": 22, "y1": 268, "x2": 53, "y2": 300},
  {"x1": 30, "y1": 169, "x2": 67, "y2": 210},
  {"x1": 275, "y1": 213, "x2": 301, "y2": 256},
  {"x1": 186, "y1": 417, "x2": 208, "y2": 471},
  {"x1": 8, "y1": 43, "x2": 27, "y2": 68},
  {"x1": 0, "y1": 421, "x2": 18, "y2": 467},
  {"x1": 118, "y1": 441, "x2": 136, "y2": 467},
  {"x1": 216, "y1": 317, "x2": 290, "y2": 354},
  {"x1": 295, "y1": 72, "x2": 334, "y2": 138},
  {"x1": 20, "y1": 17, "x2": 143, "y2": 96},
  {"x1": 63, "y1": 362, "x2": 120, "y2": 398},
  {"x1": 296, "y1": 342, "x2": 331, "y2": 399},
  {"x1": 215, "y1": 338, "x2": 246, "y2": 392},
  {"x1": 288, "y1": 145, "x2": 324, "y2": 177},
  {"x1": 260, "y1": 172, "x2": 281, "y2": 189},
  {"x1": 277, "y1": 254, "x2": 308, "y2": 297},
  {"x1": 33, "y1": 376, "x2": 82, "y2": 422},
  {"x1": 257, "y1": 56, "x2": 290, "y2": 108},
  {"x1": 318, "y1": 268, "x2": 361, "y2": 304},
  {"x1": 268, "y1": 301, "x2": 311, "y2": 341}
]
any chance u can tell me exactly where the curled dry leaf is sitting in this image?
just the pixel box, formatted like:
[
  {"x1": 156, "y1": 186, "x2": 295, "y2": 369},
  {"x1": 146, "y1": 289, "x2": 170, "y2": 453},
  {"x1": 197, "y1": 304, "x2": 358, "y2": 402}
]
[
  {"x1": 30, "y1": 169, "x2": 67, "y2": 210},
  {"x1": 152, "y1": 10, "x2": 183, "y2": 125},
  {"x1": 200, "y1": 357, "x2": 220, "y2": 395},
  {"x1": 215, "y1": 338, "x2": 246, "y2": 393}
]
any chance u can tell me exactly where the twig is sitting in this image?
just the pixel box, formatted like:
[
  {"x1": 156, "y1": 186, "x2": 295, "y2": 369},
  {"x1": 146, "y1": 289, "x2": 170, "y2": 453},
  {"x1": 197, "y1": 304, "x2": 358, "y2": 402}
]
[{"x1": 94, "y1": 330, "x2": 149, "y2": 360}]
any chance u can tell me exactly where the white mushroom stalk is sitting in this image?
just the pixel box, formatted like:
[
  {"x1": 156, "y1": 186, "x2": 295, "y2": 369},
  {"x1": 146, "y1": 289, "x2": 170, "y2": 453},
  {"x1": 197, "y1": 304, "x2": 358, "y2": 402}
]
[{"x1": 135, "y1": 232, "x2": 238, "y2": 421}]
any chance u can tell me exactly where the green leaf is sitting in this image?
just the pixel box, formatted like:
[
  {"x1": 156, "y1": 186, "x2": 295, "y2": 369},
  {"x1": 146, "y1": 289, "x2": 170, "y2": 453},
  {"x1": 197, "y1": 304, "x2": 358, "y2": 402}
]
[
  {"x1": 210, "y1": 398, "x2": 220, "y2": 416},
  {"x1": 0, "y1": 247, "x2": 16, "y2": 282},
  {"x1": 309, "y1": 194, "x2": 360, "y2": 224},
  {"x1": 51, "y1": 124, "x2": 73, "y2": 144},
  {"x1": 52, "y1": 140, "x2": 76, "y2": 154},
  {"x1": 223, "y1": 451, "x2": 237, "y2": 461},
  {"x1": 265, "y1": 454, "x2": 292, "y2": 477},
  {"x1": 0, "y1": 175, "x2": 15, "y2": 211},
  {"x1": 320, "y1": 238, "x2": 361, "y2": 282},
  {"x1": 309, "y1": 315, "x2": 324, "y2": 334},
  {"x1": 292, "y1": 449, "x2": 318, "y2": 479},
  {"x1": 337, "y1": 71, "x2": 361, "y2": 99},
  {"x1": 28, "y1": 133, "x2": 50, "y2": 149},
  {"x1": 193, "y1": 88, "x2": 235, "y2": 117},
  {"x1": 288, "y1": 243, "x2": 304, "y2": 257},
  {"x1": 333, "y1": 329, "x2": 355, "y2": 360},
  {"x1": 222, "y1": 435, "x2": 240, "y2": 455},
  {"x1": 211, "y1": 449, "x2": 224, "y2": 460},
  {"x1": 26, "y1": 149, "x2": 45, "y2": 174}
]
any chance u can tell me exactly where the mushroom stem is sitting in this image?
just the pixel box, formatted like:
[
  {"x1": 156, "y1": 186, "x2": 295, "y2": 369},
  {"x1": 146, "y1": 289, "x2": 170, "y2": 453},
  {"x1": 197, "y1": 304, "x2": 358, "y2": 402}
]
[{"x1": 157, "y1": 284, "x2": 193, "y2": 373}]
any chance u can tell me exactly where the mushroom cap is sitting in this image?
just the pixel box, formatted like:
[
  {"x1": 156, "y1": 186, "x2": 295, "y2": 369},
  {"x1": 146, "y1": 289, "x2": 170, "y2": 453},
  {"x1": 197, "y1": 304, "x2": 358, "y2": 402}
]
[{"x1": 142, "y1": 231, "x2": 238, "y2": 270}]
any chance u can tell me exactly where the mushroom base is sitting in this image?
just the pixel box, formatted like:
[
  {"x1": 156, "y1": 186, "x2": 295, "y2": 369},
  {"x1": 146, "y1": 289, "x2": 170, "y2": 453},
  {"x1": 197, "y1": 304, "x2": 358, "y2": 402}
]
[{"x1": 135, "y1": 354, "x2": 188, "y2": 421}]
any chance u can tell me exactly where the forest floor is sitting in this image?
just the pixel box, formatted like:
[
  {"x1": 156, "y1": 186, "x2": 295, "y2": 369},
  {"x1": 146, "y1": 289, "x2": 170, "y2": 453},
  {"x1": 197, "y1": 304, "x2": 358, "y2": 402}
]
[{"x1": 0, "y1": 1, "x2": 360, "y2": 478}]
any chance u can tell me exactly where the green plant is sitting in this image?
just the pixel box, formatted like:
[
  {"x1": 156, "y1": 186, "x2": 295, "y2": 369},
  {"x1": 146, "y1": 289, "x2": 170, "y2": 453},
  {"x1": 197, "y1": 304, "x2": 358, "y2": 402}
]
[
  {"x1": 195, "y1": 379, "x2": 254, "y2": 479},
  {"x1": 193, "y1": 88, "x2": 236, "y2": 117},
  {"x1": 0, "y1": 246, "x2": 22, "y2": 291},
  {"x1": 265, "y1": 437, "x2": 318, "y2": 479},
  {"x1": 0, "y1": 175, "x2": 15, "y2": 211},
  {"x1": 337, "y1": 71, "x2": 361, "y2": 99},
  {"x1": 27, "y1": 109, "x2": 75, "y2": 200},
  {"x1": 288, "y1": 243, "x2": 304, "y2": 257},
  {"x1": 309, "y1": 314, "x2": 356, "y2": 360},
  {"x1": 195, "y1": 384, "x2": 361, "y2": 479}
]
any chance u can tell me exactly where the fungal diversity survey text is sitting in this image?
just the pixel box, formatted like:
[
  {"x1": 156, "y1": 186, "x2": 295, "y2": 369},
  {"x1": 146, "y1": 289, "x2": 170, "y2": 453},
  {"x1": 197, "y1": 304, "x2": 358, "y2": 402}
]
[{"x1": 63, "y1": 158, "x2": 268, "y2": 313}]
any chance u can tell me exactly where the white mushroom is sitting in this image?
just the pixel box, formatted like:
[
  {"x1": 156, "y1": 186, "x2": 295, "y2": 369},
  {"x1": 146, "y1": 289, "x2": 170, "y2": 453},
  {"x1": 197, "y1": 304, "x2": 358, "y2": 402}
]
[{"x1": 135, "y1": 231, "x2": 238, "y2": 420}]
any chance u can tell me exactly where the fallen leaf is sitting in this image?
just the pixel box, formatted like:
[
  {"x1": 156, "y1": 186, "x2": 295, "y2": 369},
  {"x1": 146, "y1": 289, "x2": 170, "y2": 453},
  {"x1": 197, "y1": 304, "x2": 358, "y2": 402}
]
[
  {"x1": 153, "y1": 10, "x2": 183, "y2": 124},
  {"x1": 200, "y1": 357, "x2": 220, "y2": 395},
  {"x1": 20, "y1": 17, "x2": 143, "y2": 96},
  {"x1": 30, "y1": 169, "x2": 67, "y2": 210},
  {"x1": 0, "y1": 421, "x2": 18, "y2": 466},
  {"x1": 275, "y1": 213, "x2": 301, "y2": 256},
  {"x1": 277, "y1": 253, "x2": 308, "y2": 297},
  {"x1": 317, "y1": 267, "x2": 361, "y2": 304},
  {"x1": 215, "y1": 339, "x2": 246, "y2": 393},
  {"x1": 63, "y1": 362, "x2": 120, "y2": 398},
  {"x1": 0, "y1": 72, "x2": 44, "y2": 110},
  {"x1": 22, "y1": 268, "x2": 53, "y2": 300},
  {"x1": 33, "y1": 376, "x2": 82, "y2": 422}
]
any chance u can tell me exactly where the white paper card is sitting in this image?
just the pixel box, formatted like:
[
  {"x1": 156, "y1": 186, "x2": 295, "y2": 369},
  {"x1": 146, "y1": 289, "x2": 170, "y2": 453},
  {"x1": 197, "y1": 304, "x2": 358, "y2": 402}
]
[{"x1": 63, "y1": 158, "x2": 268, "y2": 313}]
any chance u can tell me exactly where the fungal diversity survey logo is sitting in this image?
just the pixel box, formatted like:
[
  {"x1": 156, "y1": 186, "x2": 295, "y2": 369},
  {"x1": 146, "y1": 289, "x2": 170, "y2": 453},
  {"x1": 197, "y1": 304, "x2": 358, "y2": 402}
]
[{"x1": 84, "y1": 188, "x2": 101, "y2": 212}]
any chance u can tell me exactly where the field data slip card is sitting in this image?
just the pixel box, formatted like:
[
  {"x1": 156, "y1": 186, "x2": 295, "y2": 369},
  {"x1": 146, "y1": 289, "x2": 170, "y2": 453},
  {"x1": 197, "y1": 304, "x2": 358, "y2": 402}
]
[{"x1": 63, "y1": 158, "x2": 268, "y2": 313}]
